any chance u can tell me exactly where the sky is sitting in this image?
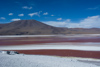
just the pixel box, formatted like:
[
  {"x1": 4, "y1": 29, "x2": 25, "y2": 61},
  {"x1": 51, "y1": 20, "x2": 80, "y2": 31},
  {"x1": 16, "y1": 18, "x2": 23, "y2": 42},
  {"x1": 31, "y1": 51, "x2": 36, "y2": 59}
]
[{"x1": 0, "y1": 0, "x2": 100, "y2": 28}]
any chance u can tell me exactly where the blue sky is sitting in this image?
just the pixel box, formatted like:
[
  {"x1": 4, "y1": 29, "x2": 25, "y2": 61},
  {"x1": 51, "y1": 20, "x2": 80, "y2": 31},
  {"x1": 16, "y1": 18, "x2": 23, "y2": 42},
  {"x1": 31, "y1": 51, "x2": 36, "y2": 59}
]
[{"x1": 0, "y1": 0, "x2": 100, "y2": 28}]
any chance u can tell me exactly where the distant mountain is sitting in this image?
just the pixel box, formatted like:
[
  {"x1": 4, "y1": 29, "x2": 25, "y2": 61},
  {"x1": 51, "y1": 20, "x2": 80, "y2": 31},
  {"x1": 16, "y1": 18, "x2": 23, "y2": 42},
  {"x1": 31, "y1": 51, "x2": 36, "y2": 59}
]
[
  {"x1": 0, "y1": 20, "x2": 100, "y2": 35},
  {"x1": 66, "y1": 28, "x2": 100, "y2": 34},
  {"x1": 0, "y1": 20, "x2": 67, "y2": 35}
]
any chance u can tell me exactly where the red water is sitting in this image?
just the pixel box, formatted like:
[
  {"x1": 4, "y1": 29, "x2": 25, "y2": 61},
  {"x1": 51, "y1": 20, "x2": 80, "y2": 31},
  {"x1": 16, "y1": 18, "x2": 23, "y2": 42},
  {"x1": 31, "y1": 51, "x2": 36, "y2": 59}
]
[
  {"x1": 7, "y1": 49, "x2": 100, "y2": 59},
  {"x1": 0, "y1": 36, "x2": 100, "y2": 46},
  {"x1": 1, "y1": 36, "x2": 100, "y2": 59}
]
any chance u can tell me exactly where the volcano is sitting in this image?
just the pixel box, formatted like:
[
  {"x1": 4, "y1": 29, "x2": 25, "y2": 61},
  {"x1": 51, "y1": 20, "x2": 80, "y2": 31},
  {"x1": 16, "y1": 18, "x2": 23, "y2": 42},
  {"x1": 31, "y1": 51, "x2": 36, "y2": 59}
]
[{"x1": 0, "y1": 20, "x2": 66, "y2": 35}]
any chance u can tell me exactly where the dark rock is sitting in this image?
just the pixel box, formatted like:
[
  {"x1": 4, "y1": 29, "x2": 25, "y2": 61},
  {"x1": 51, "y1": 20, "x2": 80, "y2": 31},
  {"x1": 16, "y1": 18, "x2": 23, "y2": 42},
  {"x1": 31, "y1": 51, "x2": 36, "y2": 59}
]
[{"x1": 0, "y1": 51, "x2": 19, "y2": 55}]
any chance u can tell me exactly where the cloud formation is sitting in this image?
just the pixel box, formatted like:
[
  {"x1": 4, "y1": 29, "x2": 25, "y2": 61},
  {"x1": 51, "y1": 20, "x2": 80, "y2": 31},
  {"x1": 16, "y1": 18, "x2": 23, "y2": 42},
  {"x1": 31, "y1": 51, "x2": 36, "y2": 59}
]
[
  {"x1": 18, "y1": 14, "x2": 24, "y2": 16},
  {"x1": 51, "y1": 15, "x2": 54, "y2": 16},
  {"x1": 57, "y1": 18, "x2": 62, "y2": 20},
  {"x1": 39, "y1": 11, "x2": 42, "y2": 13},
  {"x1": 65, "y1": 19, "x2": 71, "y2": 22},
  {"x1": 22, "y1": 6, "x2": 32, "y2": 9},
  {"x1": 28, "y1": 12, "x2": 40, "y2": 17},
  {"x1": 9, "y1": 13, "x2": 13, "y2": 16},
  {"x1": 11, "y1": 19, "x2": 21, "y2": 21},
  {"x1": 43, "y1": 12, "x2": 48, "y2": 15},
  {"x1": 77, "y1": 15, "x2": 100, "y2": 28},
  {"x1": 88, "y1": 6, "x2": 99, "y2": 10},
  {"x1": 43, "y1": 15, "x2": 100, "y2": 28},
  {"x1": 0, "y1": 17, "x2": 6, "y2": 20},
  {"x1": 43, "y1": 21, "x2": 67, "y2": 27}
]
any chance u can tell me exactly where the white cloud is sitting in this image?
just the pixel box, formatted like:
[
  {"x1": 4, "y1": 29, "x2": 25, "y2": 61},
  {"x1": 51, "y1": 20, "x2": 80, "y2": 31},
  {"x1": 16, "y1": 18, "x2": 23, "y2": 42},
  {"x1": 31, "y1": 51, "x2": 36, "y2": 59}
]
[
  {"x1": 57, "y1": 18, "x2": 62, "y2": 20},
  {"x1": 77, "y1": 15, "x2": 100, "y2": 28},
  {"x1": 43, "y1": 12, "x2": 48, "y2": 15},
  {"x1": 22, "y1": 6, "x2": 32, "y2": 9},
  {"x1": 39, "y1": 11, "x2": 42, "y2": 13},
  {"x1": 11, "y1": 19, "x2": 21, "y2": 21},
  {"x1": 28, "y1": 12, "x2": 40, "y2": 17},
  {"x1": 51, "y1": 15, "x2": 54, "y2": 16},
  {"x1": 43, "y1": 21, "x2": 67, "y2": 27},
  {"x1": 88, "y1": 6, "x2": 99, "y2": 10},
  {"x1": 65, "y1": 19, "x2": 71, "y2": 22},
  {"x1": 9, "y1": 13, "x2": 13, "y2": 16},
  {"x1": 43, "y1": 15, "x2": 100, "y2": 28},
  {"x1": 18, "y1": 14, "x2": 24, "y2": 16},
  {"x1": 0, "y1": 17, "x2": 6, "y2": 20}
]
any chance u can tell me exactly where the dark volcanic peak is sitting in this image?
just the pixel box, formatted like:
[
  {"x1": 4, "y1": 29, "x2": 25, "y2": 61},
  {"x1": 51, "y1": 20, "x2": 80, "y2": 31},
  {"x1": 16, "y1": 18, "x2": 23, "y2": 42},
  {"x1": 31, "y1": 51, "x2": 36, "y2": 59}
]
[
  {"x1": 0, "y1": 20, "x2": 66, "y2": 35},
  {"x1": 7, "y1": 20, "x2": 54, "y2": 28}
]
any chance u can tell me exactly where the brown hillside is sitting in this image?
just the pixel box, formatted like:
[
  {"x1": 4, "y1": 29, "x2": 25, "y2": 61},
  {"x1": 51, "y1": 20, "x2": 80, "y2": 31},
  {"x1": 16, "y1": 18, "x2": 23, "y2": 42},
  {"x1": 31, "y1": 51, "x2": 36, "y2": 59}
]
[{"x1": 0, "y1": 20, "x2": 66, "y2": 35}]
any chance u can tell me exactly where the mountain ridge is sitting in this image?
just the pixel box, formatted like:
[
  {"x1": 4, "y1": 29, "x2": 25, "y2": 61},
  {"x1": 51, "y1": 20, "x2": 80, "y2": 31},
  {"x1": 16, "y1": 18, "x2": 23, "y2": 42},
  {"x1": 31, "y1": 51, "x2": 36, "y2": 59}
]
[
  {"x1": 0, "y1": 20, "x2": 100, "y2": 35},
  {"x1": 0, "y1": 20, "x2": 67, "y2": 35}
]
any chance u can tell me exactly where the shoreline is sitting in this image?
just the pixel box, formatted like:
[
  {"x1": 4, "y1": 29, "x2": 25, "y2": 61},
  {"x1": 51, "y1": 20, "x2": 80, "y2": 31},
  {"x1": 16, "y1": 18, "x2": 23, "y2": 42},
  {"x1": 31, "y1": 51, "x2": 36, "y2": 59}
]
[{"x1": 4, "y1": 49, "x2": 100, "y2": 59}]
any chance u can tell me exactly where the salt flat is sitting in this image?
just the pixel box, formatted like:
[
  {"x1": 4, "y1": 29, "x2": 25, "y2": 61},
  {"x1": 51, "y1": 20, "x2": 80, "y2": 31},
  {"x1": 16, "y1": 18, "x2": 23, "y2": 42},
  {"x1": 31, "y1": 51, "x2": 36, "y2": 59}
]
[
  {"x1": 0, "y1": 53, "x2": 100, "y2": 67},
  {"x1": 0, "y1": 34, "x2": 100, "y2": 38},
  {"x1": 0, "y1": 42, "x2": 100, "y2": 51}
]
